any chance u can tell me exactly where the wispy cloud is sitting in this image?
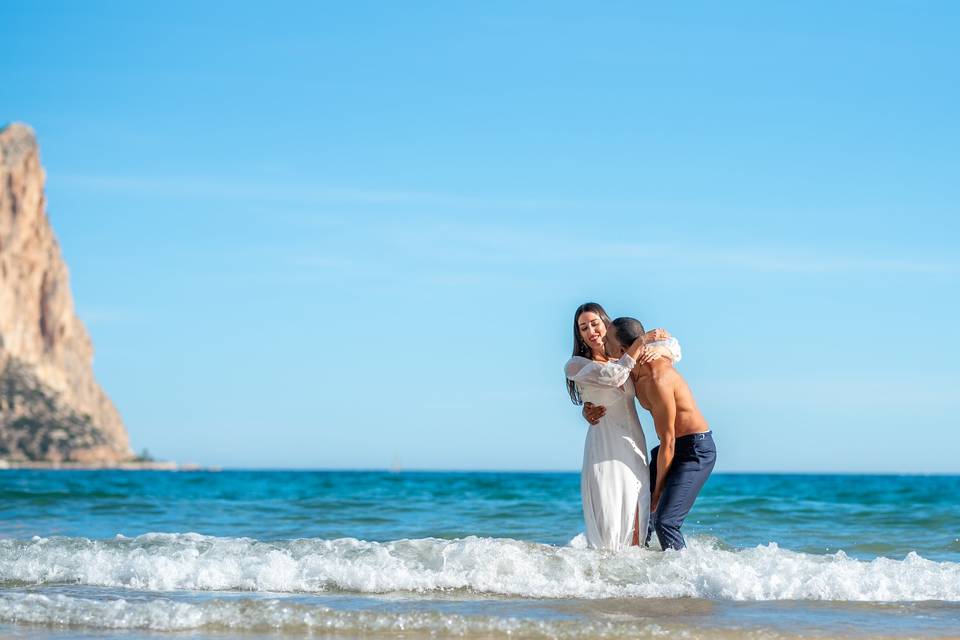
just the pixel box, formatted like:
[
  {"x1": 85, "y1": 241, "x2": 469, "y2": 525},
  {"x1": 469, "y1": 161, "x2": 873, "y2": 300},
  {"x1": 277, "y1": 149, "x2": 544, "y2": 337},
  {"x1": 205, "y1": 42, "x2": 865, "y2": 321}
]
[
  {"x1": 77, "y1": 307, "x2": 141, "y2": 326},
  {"x1": 272, "y1": 229, "x2": 956, "y2": 285},
  {"x1": 303, "y1": 217, "x2": 957, "y2": 275},
  {"x1": 601, "y1": 243, "x2": 957, "y2": 274},
  {"x1": 56, "y1": 174, "x2": 957, "y2": 277},
  {"x1": 701, "y1": 374, "x2": 960, "y2": 412},
  {"x1": 344, "y1": 219, "x2": 959, "y2": 275},
  {"x1": 55, "y1": 173, "x2": 586, "y2": 210}
]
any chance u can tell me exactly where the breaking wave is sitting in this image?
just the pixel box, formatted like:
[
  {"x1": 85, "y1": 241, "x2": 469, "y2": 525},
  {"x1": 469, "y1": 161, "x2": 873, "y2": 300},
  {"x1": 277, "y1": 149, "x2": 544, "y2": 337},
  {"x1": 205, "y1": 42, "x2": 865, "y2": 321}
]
[
  {"x1": 2, "y1": 533, "x2": 959, "y2": 602},
  {"x1": 0, "y1": 591, "x2": 687, "y2": 638}
]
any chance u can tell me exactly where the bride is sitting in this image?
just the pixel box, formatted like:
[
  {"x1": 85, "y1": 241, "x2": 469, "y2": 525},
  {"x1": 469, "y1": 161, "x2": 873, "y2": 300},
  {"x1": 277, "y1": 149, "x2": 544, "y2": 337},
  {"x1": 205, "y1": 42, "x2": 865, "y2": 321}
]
[{"x1": 564, "y1": 302, "x2": 680, "y2": 550}]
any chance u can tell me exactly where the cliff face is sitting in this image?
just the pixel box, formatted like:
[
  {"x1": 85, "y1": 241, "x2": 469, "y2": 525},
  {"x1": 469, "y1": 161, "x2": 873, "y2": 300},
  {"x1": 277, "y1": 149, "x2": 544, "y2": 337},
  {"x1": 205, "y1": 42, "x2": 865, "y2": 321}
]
[{"x1": 0, "y1": 123, "x2": 131, "y2": 463}]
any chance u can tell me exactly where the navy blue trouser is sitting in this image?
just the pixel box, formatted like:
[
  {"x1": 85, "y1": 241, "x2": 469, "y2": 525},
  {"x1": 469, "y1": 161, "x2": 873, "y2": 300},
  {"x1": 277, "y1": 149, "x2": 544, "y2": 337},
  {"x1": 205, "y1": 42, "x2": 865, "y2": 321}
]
[{"x1": 648, "y1": 432, "x2": 716, "y2": 550}]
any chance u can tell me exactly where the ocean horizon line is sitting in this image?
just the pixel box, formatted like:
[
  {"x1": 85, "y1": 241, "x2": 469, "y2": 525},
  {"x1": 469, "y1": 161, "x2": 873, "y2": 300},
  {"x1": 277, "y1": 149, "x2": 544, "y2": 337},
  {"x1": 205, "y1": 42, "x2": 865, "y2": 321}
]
[{"x1": 4, "y1": 465, "x2": 956, "y2": 476}]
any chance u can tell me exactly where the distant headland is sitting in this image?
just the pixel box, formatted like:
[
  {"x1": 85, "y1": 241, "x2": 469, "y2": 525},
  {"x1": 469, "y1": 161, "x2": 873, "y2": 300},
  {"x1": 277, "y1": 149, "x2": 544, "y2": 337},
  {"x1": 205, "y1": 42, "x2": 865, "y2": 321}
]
[{"x1": 0, "y1": 122, "x2": 164, "y2": 468}]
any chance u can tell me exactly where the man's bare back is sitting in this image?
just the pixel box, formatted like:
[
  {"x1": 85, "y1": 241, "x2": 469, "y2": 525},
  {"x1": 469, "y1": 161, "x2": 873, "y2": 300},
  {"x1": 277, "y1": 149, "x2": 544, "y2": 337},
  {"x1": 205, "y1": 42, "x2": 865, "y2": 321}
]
[{"x1": 632, "y1": 359, "x2": 709, "y2": 438}]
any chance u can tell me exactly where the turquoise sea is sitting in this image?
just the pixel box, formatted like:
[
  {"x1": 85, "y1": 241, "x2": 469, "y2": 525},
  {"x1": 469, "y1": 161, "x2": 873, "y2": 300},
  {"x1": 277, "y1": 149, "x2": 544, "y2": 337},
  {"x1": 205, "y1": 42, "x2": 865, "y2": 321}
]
[{"x1": 1, "y1": 470, "x2": 959, "y2": 639}]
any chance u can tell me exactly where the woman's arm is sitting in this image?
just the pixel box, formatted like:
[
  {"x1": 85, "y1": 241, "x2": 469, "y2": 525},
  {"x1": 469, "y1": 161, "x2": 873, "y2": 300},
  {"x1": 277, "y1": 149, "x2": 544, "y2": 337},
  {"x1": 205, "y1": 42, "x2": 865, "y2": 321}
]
[
  {"x1": 639, "y1": 332, "x2": 682, "y2": 365},
  {"x1": 564, "y1": 353, "x2": 638, "y2": 388},
  {"x1": 564, "y1": 331, "x2": 681, "y2": 387}
]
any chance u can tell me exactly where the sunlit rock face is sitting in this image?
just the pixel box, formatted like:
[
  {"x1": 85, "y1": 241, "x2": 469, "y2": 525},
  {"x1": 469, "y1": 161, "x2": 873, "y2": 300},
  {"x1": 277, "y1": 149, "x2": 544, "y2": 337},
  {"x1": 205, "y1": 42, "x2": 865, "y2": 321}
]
[{"x1": 0, "y1": 122, "x2": 131, "y2": 462}]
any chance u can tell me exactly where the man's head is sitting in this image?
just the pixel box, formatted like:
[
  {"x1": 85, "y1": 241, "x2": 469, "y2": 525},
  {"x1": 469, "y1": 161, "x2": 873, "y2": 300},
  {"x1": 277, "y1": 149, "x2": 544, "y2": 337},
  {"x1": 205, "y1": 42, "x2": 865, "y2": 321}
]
[{"x1": 608, "y1": 317, "x2": 646, "y2": 356}]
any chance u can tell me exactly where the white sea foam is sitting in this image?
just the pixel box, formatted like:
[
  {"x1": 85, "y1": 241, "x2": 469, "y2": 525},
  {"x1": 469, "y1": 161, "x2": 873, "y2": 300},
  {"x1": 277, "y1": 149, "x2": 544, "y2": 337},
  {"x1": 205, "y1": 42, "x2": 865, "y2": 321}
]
[
  {"x1": 0, "y1": 592, "x2": 683, "y2": 638},
  {"x1": 1, "y1": 533, "x2": 958, "y2": 602},
  {"x1": 33, "y1": 593, "x2": 816, "y2": 640}
]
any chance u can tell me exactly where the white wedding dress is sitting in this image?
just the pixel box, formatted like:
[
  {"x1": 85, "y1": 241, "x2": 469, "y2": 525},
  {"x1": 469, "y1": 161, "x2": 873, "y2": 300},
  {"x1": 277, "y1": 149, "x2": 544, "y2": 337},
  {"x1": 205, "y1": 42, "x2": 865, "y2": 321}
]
[{"x1": 564, "y1": 339, "x2": 681, "y2": 550}]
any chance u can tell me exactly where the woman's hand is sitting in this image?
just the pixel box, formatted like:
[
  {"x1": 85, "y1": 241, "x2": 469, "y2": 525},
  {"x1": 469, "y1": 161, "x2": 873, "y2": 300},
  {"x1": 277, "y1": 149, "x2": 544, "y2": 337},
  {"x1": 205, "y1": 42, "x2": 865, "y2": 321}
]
[
  {"x1": 642, "y1": 328, "x2": 671, "y2": 344},
  {"x1": 638, "y1": 344, "x2": 672, "y2": 365},
  {"x1": 582, "y1": 402, "x2": 606, "y2": 425}
]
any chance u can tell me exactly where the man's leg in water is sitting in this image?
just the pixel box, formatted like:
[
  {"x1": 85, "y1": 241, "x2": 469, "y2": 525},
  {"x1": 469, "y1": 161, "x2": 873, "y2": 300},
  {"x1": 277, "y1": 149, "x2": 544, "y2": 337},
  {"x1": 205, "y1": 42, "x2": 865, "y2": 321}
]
[{"x1": 653, "y1": 433, "x2": 716, "y2": 551}]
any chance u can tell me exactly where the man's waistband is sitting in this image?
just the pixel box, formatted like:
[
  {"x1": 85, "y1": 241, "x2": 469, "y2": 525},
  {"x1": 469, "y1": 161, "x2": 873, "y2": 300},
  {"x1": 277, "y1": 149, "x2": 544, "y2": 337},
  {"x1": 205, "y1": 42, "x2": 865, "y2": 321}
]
[{"x1": 676, "y1": 431, "x2": 712, "y2": 444}]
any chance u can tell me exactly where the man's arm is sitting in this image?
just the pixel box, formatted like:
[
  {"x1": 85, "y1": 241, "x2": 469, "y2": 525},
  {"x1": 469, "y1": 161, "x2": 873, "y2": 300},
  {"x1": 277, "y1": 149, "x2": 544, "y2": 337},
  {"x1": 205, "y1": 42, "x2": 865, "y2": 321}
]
[{"x1": 647, "y1": 370, "x2": 678, "y2": 512}]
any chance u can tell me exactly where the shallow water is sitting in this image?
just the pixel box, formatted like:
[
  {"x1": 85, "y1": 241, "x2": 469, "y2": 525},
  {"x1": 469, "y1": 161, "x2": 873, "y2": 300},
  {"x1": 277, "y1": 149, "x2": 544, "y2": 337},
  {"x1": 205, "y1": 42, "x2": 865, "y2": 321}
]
[{"x1": 1, "y1": 470, "x2": 958, "y2": 638}]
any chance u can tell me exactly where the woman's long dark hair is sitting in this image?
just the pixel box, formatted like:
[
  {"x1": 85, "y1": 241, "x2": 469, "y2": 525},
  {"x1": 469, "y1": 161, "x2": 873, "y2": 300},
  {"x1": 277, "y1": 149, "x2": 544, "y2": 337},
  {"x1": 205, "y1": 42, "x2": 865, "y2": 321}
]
[{"x1": 567, "y1": 302, "x2": 612, "y2": 405}]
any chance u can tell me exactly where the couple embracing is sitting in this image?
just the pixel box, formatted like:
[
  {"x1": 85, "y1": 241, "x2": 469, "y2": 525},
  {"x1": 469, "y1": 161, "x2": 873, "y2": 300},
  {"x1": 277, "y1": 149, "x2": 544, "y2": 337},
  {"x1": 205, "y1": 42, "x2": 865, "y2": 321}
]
[{"x1": 564, "y1": 302, "x2": 716, "y2": 551}]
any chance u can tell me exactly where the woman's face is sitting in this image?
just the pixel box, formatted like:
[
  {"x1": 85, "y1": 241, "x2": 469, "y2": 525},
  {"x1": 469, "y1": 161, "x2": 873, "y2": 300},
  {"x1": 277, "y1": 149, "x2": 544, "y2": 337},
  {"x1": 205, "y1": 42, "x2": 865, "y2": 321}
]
[{"x1": 577, "y1": 312, "x2": 606, "y2": 352}]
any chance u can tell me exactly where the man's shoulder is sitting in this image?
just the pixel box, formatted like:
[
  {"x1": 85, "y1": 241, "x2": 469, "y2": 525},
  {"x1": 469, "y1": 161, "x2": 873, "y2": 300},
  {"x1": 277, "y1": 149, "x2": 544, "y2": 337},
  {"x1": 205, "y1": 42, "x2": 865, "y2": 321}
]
[
  {"x1": 649, "y1": 357, "x2": 674, "y2": 369},
  {"x1": 648, "y1": 359, "x2": 676, "y2": 379},
  {"x1": 636, "y1": 360, "x2": 676, "y2": 390}
]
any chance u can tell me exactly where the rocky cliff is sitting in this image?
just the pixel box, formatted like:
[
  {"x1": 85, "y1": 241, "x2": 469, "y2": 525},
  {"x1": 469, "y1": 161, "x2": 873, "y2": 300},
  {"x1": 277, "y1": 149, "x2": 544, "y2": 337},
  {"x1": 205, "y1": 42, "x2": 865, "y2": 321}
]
[{"x1": 0, "y1": 122, "x2": 131, "y2": 463}]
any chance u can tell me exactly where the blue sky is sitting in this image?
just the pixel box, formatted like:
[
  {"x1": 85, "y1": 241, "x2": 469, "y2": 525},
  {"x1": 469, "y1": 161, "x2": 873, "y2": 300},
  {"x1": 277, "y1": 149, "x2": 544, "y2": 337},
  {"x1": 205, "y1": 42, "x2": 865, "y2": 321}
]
[{"x1": 2, "y1": 1, "x2": 958, "y2": 472}]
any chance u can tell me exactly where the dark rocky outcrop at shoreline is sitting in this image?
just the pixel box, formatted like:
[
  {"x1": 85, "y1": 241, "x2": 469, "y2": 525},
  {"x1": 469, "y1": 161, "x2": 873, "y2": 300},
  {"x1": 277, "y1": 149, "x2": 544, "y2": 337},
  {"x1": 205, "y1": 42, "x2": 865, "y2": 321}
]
[{"x1": 0, "y1": 359, "x2": 113, "y2": 462}]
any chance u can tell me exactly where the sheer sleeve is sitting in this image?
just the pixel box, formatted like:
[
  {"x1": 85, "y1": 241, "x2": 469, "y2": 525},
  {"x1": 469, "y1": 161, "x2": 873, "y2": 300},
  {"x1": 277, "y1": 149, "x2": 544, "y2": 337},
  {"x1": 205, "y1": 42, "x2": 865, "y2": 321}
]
[
  {"x1": 564, "y1": 338, "x2": 682, "y2": 387},
  {"x1": 564, "y1": 354, "x2": 637, "y2": 388},
  {"x1": 651, "y1": 337, "x2": 682, "y2": 364}
]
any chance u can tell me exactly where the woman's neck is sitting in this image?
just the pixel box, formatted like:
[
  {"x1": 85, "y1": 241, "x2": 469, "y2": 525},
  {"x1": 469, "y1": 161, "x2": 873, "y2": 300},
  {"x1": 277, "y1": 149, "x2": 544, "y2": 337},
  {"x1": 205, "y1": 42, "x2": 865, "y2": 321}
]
[{"x1": 590, "y1": 348, "x2": 607, "y2": 361}]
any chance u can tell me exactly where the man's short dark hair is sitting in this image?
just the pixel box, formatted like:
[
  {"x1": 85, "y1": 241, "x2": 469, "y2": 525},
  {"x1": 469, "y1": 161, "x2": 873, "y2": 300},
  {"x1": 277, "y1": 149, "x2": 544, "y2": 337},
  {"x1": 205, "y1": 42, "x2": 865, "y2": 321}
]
[{"x1": 612, "y1": 316, "x2": 646, "y2": 347}]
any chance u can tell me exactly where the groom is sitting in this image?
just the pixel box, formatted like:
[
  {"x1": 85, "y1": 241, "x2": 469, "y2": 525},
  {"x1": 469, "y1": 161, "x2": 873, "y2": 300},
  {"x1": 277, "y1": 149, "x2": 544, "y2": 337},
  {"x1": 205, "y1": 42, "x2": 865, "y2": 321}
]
[{"x1": 584, "y1": 317, "x2": 716, "y2": 551}]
